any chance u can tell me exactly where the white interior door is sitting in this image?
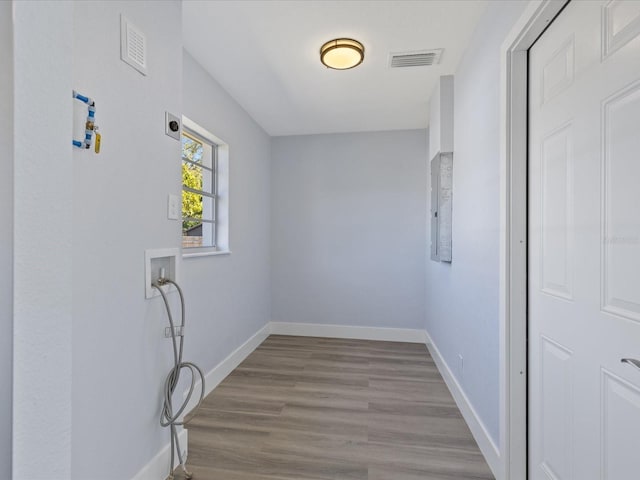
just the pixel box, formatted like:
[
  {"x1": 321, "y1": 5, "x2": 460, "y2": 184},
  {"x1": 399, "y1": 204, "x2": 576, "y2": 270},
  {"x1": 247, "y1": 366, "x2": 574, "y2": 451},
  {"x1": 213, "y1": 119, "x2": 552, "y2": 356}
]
[{"x1": 529, "y1": 0, "x2": 640, "y2": 478}]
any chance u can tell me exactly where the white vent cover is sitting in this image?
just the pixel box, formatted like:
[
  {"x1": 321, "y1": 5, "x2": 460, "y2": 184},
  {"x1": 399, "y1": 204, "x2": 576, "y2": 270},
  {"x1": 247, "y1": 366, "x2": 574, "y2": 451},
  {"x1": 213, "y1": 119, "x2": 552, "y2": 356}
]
[
  {"x1": 120, "y1": 16, "x2": 147, "y2": 76},
  {"x1": 389, "y1": 49, "x2": 443, "y2": 68}
]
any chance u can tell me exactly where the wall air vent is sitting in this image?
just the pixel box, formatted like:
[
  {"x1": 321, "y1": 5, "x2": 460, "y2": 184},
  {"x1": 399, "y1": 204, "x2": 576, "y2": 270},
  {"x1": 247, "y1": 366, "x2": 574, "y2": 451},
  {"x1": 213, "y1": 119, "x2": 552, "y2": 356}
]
[
  {"x1": 120, "y1": 15, "x2": 147, "y2": 76},
  {"x1": 389, "y1": 49, "x2": 443, "y2": 68}
]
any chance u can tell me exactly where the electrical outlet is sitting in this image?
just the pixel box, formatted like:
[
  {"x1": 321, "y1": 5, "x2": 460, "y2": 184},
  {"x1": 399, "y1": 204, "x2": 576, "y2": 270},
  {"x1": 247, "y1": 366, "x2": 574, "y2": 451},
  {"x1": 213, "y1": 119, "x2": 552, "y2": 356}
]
[
  {"x1": 458, "y1": 354, "x2": 464, "y2": 376},
  {"x1": 168, "y1": 194, "x2": 180, "y2": 220},
  {"x1": 165, "y1": 112, "x2": 181, "y2": 140}
]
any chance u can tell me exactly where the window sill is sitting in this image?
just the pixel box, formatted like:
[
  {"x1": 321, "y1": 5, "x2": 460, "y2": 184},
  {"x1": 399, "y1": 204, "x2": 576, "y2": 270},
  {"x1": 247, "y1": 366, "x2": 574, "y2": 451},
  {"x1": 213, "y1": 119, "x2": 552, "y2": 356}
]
[{"x1": 182, "y1": 249, "x2": 231, "y2": 259}]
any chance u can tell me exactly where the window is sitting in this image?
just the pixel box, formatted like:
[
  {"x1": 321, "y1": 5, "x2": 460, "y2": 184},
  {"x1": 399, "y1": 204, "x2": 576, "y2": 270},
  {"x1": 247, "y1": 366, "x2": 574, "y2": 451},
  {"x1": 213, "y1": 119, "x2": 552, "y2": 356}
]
[
  {"x1": 181, "y1": 128, "x2": 217, "y2": 248},
  {"x1": 180, "y1": 117, "x2": 229, "y2": 255}
]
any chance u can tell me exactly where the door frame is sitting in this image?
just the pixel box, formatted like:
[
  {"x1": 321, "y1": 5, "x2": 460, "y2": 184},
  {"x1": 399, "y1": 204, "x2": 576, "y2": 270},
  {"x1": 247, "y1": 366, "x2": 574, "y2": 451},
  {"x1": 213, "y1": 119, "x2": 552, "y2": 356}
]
[{"x1": 499, "y1": 1, "x2": 569, "y2": 478}]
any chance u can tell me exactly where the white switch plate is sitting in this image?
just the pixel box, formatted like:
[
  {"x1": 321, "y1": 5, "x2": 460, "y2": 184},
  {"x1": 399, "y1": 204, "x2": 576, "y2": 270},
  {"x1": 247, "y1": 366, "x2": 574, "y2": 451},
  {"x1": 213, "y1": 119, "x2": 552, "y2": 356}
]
[{"x1": 168, "y1": 194, "x2": 180, "y2": 220}]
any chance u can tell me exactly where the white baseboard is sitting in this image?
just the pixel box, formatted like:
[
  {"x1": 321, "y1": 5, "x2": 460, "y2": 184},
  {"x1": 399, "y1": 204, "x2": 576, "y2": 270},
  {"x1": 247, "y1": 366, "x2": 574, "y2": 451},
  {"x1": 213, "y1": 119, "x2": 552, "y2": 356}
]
[
  {"x1": 270, "y1": 321, "x2": 427, "y2": 344},
  {"x1": 131, "y1": 428, "x2": 188, "y2": 480},
  {"x1": 424, "y1": 330, "x2": 501, "y2": 478}
]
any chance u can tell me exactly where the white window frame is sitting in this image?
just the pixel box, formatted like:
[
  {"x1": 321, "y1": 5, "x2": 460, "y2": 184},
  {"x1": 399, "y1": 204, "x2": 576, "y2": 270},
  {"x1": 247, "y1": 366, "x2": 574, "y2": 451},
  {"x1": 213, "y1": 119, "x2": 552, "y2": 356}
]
[{"x1": 181, "y1": 116, "x2": 230, "y2": 258}]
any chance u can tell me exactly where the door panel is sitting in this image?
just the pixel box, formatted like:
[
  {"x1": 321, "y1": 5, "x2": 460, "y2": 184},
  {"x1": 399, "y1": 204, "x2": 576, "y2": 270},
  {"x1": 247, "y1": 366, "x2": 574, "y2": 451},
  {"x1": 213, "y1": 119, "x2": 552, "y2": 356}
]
[
  {"x1": 542, "y1": 35, "x2": 575, "y2": 105},
  {"x1": 603, "y1": 0, "x2": 640, "y2": 57},
  {"x1": 540, "y1": 336, "x2": 574, "y2": 480},
  {"x1": 602, "y1": 82, "x2": 640, "y2": 322},
  {"x1": 529, "y1": 1, "x2": 640, "y2": 478},
  {"x1": 601, "y1": 370, "x2": 640, "y2": 479},
  {"x1": 540, "y1": 122, "x2": 574, "y2": 300}
]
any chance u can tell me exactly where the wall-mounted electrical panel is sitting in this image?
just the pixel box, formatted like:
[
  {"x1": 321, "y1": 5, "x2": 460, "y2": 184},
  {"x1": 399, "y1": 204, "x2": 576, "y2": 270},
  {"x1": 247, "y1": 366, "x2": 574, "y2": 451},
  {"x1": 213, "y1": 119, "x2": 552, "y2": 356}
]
[{"x1": 431, "y1": 152, "x2": 453, "y2": 262}]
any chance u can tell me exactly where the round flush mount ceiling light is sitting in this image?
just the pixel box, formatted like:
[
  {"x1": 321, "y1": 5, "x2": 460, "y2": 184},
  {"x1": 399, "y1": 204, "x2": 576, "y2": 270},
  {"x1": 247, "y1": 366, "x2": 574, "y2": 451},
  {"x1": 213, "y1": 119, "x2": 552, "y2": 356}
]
[{"x1": 320, "y1": 38, "x2": 365, "y2": 70}]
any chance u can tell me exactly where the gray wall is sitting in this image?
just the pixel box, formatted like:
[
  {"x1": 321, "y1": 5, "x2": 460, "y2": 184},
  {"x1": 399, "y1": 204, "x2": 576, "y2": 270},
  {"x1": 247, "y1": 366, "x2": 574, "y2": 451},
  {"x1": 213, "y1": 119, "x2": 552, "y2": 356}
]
[
  {"x1": 272, "y1": 130, "x2": 427, "y2": 329},
  {"x1": 424, "y1": 0, "x2": 527, "y2": 446},
  {"x1": 71, "y1": 5, "x2": 270, "y2": 478},
  {"x1": 182, "y1": 51, "x2": 272, "y2": 377},
  {"x1": 70, "y1": 2, "x2": 183, "y2": 477},
  {"x1": 13, "y1": 2, "x2": 74, "y2": 476},
  {"x1": 0, "y1": 2, "x2": 12, "y2": 476},
  {"x1": 8, "y1": 3, "x2": 272, "y2": 477}
]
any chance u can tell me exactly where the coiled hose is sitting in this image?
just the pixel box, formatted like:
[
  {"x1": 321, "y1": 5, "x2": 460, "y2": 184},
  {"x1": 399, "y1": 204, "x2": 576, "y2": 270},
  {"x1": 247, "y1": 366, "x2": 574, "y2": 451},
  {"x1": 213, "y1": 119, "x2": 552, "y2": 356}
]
[{"x1": 153, "y1": 279, "x2": 205, "y2": 480}]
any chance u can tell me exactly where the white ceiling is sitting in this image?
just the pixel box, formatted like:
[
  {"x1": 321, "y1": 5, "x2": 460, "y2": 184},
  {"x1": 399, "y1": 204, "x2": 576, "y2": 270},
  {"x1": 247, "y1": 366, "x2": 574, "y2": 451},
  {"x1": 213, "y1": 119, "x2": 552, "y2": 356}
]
[{"x1": 182, "y1": 0, "x2": 488, "y2": 137}]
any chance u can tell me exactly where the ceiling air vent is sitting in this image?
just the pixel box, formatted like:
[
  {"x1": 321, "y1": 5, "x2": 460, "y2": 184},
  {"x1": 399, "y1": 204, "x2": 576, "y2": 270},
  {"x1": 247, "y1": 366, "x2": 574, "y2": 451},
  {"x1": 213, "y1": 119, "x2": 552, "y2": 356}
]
[{"x1": 389, "y1": 49, "x2": 443, "y2": 68}]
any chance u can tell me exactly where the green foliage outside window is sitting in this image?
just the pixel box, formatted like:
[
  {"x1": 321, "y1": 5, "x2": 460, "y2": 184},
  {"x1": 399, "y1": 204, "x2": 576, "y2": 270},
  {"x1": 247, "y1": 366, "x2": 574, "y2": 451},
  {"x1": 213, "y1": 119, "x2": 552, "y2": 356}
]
[{"x1": 181, "y1": 134, "x2": 203, "y2": 231}]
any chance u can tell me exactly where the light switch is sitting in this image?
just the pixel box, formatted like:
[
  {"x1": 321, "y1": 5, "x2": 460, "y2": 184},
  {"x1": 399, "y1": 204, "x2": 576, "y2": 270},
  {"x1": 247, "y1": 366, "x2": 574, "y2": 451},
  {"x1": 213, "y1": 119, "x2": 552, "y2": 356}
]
[{"x1": 167, "y1": 194, "x2": 180, "y2": 220}]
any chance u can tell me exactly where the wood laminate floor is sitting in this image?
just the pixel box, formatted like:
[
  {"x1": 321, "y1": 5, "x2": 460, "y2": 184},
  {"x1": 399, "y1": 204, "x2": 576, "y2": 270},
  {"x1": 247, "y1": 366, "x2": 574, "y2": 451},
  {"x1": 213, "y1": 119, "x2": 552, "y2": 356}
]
[{"x1": 174, "y1": 335, "x2": 494, "y2": 480}]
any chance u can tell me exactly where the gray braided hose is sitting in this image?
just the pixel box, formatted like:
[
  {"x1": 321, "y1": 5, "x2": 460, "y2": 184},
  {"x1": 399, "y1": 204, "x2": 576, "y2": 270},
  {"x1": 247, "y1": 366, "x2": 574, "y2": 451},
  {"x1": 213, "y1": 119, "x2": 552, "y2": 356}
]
[{"x1": 153, "y1": 279, "x2": 205, "y2": 480}]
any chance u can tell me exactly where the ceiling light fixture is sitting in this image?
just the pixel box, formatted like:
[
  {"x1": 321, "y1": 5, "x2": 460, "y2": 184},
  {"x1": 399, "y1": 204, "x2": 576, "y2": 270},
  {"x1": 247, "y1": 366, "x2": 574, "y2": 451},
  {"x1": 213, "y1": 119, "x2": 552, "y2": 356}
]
[{"x1": 320, "y1": 38, "x2": 364, "y2": 70}]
